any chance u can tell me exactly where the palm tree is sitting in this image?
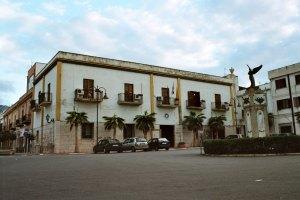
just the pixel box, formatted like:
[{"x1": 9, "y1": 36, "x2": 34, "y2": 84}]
[
  {"x1": 103, "y1": 114, "x2": 125, "y2": 139},
  {"x1": 134, "y1": 111, "x2": 156, "y2": 139},
  {"x1": 208, "y1": 115, "x2": 226, "y2": 139},
  {"x1": 66, "y1": 111, "x2": 88, "y2": 153},
  {"x1": 182, "y1": 111, "x2": 206, "y2": 147}
]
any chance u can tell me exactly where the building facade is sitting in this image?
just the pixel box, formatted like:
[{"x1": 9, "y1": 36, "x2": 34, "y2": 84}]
[
  {"x1": 268, "y1": 63, "x2": 300, "y2": 135},
  {"x1": 31, "y1": 51, "x2": 237, "y2": 153},
  {"x1": 2, "y1": 63, "x2": 44, "y2": 151}
]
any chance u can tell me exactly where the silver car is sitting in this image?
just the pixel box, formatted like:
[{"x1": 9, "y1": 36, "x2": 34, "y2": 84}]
[{"x1": 122, "y1": 137, "x2": 149, "y2": 152}]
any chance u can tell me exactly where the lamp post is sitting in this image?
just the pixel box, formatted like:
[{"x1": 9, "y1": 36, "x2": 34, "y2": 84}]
[{"x1": 94, "y1": 86, "x2": 108, "y2": 144}]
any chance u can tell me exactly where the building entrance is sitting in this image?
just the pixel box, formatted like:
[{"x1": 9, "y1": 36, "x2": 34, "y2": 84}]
[
  {"x1": 160, "y1": 125, "x2": 175, "y2": 147},
  {"x1": 123, "y1": 124, "x2": 135, "y2": 139}
]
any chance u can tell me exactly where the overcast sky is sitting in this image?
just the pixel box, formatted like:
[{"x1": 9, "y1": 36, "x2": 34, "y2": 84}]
[{"x1": 0, "y1": 0, "x2": 299, "y2": 106}]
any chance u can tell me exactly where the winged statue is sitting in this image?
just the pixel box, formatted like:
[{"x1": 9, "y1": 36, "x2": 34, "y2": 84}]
[{"x1": 247, "y1": 64, "x2": 262, "y2": 88}]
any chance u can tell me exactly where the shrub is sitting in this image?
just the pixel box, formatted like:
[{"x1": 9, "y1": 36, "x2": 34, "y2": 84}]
[{"x1": 203, "y1": 135, "x2": 300, "y2": 154}]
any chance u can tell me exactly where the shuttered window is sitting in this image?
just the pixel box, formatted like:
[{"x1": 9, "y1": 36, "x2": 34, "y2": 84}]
[
  {"x1": 277, "y1": 98, "x2": 292, "y2": 110},
  {"x1": 275, "y1": 78, "x2": 286, "y2": 89},
  {"x1": 162, "y1": 88, "x2": 170, "y2": 104},
  {"x1": 82, "y1": 123, "x2": 94, "y2": 139},
  {"x1": 188, "y1": 91, "x2": 200, "y2": 107},
  {"x1": 295, "y1": 74, "x2": 300, "y2": 85},
  {"x1": 124, "y1": 83, "x2": 134, "y2": 102},
  {"x1": 293, "y1": 96, "x2": 300, "y2": 107},
  {"x1": 83, "y1": 79, "x2": 94, "y2": 98}
]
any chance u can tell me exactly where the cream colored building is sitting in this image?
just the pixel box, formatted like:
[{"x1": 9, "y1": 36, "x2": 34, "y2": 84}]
[
  {"x1": 31, "y1": 51, "x2": 237, "y2": 153},
  {"x1": 268, "y1": 63, "x2": 300, "y2": 135}
]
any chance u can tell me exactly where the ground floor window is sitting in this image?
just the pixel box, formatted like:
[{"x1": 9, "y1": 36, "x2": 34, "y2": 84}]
[
  {"x1": 279, "y1": 124, "x2": 292, "y2": 134},
  {"x1": 82, "y1": 123, "x2": 94, "y2": 139}
]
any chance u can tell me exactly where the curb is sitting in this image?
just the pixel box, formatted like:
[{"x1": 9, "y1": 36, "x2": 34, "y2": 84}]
[{"x1": 203, "y1": 153, "x2": 300, "y2": 157}]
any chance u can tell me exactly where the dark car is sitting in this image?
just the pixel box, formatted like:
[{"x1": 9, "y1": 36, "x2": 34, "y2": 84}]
[
  {"x1": 93, "y1": 138, "x2": 122, "y2": 154},
  {"x1": 148, "y1": 138, "x2": 170, "y2": 151}
]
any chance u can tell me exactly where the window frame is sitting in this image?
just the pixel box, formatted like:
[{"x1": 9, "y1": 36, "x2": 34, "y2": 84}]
[
  {"x1": 275, "y1": 78, "x2": 287, "y2": 90},
  {"x1": 81, "y1": 122, "x2": 94, "y2": 139}
]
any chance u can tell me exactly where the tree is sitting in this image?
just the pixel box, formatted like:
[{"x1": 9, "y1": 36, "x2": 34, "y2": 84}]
[
  {"x1": 66, "y1": 111, "x2": 88, "y2": 153},
  {"x1": 134, "y1": 111, "x2": 156, "y2": 139},
  {"x1": 183, "y1": 111, "x2": 206, "y2": 147},
  {"x1": 208, "y1": 115, "x2": 226, "y2": 139},
  {"x1": 103, "y1": 114, "x2": 125, "y2": 139}
]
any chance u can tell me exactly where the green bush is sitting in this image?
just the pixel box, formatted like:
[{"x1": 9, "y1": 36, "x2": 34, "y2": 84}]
[{"x1": 203, "y1": 135, "x2": 300, "y2": 154}]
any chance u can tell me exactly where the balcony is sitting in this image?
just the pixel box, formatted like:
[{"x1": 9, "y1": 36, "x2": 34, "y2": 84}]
[
  {"x1": 211, "y1": 102, "x2": 229, "y2": 111},
  {"x1": 118, "y1": 93, "x2": 143, "y2": 106},
  {"x1": 21, "y1": 114, "x2": 31, "y2": 125},
  {"x1": 186, "y1": 100, "x2": 206, "y2": 110},
  {"x1": 30, "y1": 100, "x2": 41, "y2": 111},
  {"x1": 16, "y1": 119, "x2": 23, "y2": 127},
  {"x1": 156, "y1": 97, "x2": 179, "y2": 108},
  {"x1": 38, "y1": 92, "x2": 52, "y2": 107},
  {"x1": 74, "y1": 89, "x2": 103, "y2": 103}
]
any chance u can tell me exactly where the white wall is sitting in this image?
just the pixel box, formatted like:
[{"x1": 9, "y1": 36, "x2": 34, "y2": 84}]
[
  {"x1": 180, "y1": 79, "x2": 232, "y2": 126},
  {"x1": 61, "y1": 63, "x2": 151, "y2": 124}
]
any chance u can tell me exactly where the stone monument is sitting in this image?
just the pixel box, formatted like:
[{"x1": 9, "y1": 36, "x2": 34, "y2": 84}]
[{"x1": 243, "y1": 65, "x2": 269, "y2": 137}]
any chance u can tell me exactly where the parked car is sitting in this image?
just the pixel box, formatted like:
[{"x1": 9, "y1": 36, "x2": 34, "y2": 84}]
[
  {"x1": 122, "y1": 137, "x2": 149, "y2": 152},
  {"x1": 93, "y1": 138, "x2": 122, "y2": 154},
  {"x1": 148, "y1": 138, "x2": 170, "y2": 151}
]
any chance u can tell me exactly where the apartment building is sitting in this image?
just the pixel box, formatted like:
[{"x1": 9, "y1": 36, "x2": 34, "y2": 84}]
[
  {"x1": 2, "y1": 63, "x2": 45, "y2": 151},
  {"x1": 31, "y1": 51, "x2": 237, "y2": 153},
  {"x1": 268, "y1": 63, "x2": 300, "y2": 135}
]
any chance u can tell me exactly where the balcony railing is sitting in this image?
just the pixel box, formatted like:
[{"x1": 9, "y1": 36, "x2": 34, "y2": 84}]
[
  {"x1": 118, "y1": 93, "x2": 143, "y2": 106},
  {"x1": 74, "y1": 89, "x2": 103, "y2": 103},
  {"x1": 211, "y1": 102, "x2": 229, "y2": 111},
  {"x1": 30, "y1": 100, "x2": 41, "y2": 111},
  {"x1": 186, "y1": 100, "x2": 206, "y2": 110},
  {"x1": 156, "y1": 97, "x2": 179, "y2": 108},
  {"x1": 38, "y1": 92, "x2": 52, "y2": 107}
]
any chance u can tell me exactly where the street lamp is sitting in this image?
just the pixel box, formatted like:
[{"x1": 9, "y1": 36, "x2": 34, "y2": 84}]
[{"x1": 94, "y1": 86, "x2": 108, "y2": 144}]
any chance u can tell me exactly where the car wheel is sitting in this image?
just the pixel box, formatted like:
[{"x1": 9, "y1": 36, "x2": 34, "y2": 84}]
[
  {"x1": 118, "y1": 149, "x2": 123, "y2": 153},
  {"x1": 143, "y1": 149, "x2": 147, "y2": 152},
  {"x1": 131, "y1": 147, "x2": 136, "y2": 152},
  {"x1": 155, "y1": 147, "x2": 159, "y2": 151},
  {"x1": 165, "y1": 147, "x2": 169, "y2": 151}
]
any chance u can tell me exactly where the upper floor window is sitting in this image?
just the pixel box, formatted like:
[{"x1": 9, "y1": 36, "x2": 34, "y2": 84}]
[
  {"x1": 277, "y1": 98, "x2": 292, "y2": 110},
  {"x1": 295, "y1": 74, "x2": 300, "y2": 85},
  {"x1": 162, "y1": 87, "x2": 170, "y2": 104},
  {"x1": 82, "y1": 123, "x2": 94, "y2": 139},
  {"x1": 124, "y1": 83, "x2": 134, "y2": 102},
  {"x1": 275, "y1": 78, "x2": 286, "y2": 89},
  {"x1": 83, "y1": 79, "x2": 94, "y2": 98},
  {"x1": 294, "y1": 96, "x2": 300, "y2": 107},
  {"x1": 187, "y1": 91, "x2": 200, "y2": 107}
]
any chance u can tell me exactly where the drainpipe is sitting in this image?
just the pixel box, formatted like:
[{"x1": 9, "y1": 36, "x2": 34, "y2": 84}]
[{"x1": 287, "y1": 74, "x2": 296, "y2": 135}]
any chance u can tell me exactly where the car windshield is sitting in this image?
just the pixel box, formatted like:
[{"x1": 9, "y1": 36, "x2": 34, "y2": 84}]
[
  {"x1": 136, "y1": 138, "x2": 147, "y2": 142},
  {"x1": 159, "y1": 138, "x2": 168, "y2": 142},
  {"x1": 109, "y1": 139, "x2": 120, "y2": 144}
]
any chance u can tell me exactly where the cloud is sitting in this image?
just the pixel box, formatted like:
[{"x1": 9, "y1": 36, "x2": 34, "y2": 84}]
[
  {"x1": 0, "y1": 0, "x2": 300, "y2": 104},
  {"x1": 42, "y1": 2, "x2": 65, "y2": 15}
]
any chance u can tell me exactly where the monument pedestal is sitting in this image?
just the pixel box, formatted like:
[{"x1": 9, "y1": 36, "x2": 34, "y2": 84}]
[{"x1": 243, "y1": 87, "x2": 269, "y2": 138}]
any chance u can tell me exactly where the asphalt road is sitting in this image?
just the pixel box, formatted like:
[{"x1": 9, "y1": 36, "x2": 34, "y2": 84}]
[{"x1": 1, "y1": 149, "x2": 300, "y2": 200}]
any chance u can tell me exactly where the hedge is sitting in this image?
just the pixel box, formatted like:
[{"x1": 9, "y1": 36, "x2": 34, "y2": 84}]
[{"x1": 203, "y1": 135, "x2": 300, "y2": 154}]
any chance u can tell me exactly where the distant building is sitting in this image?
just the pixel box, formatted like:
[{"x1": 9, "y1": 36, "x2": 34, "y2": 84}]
[
  {"x1": 268, "y1": 63, "x2": 300, "y2": 135},
  {"x1": 0, "y1": 105, "x2": 9, "y2": 132},
  {"x1": 2, "y1": 63, "x2": 45, "y2": 152}
]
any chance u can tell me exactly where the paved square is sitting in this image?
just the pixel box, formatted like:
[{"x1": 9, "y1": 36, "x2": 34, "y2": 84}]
[{"x1": 1, "y1": 149, "x2": 300, "y2": 200}]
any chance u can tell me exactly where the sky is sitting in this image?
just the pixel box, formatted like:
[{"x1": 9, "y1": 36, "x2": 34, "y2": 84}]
[{"x1": 0, "y1": 0, "x2": 299, "y2": 106}]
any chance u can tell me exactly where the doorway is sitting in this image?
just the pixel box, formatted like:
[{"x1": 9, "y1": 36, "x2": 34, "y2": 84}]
[
  {"x1": 123, "y1": 124, "x2": 135, "y2": 139},
  {"x1": 160, "y1": 125, "x2": 175, "y2": 147}
]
